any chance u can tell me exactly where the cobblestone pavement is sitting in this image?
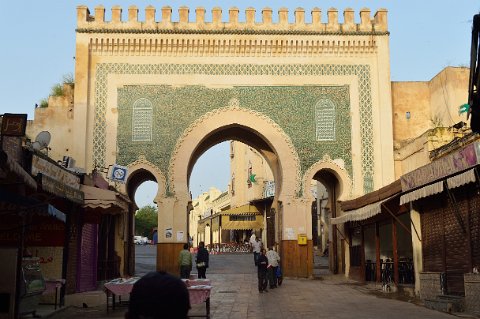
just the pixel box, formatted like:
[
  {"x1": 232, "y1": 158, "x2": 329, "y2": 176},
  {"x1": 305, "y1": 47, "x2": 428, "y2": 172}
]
[{"x1": 43, "y1": 252, "x2": 463, "y2": 319}]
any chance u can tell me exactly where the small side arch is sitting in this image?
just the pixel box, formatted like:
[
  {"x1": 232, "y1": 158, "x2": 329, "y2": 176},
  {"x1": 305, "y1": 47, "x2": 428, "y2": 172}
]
[
  {"x1": 124, "y1": 155, "x2": 167, "y2": 202},
  {"x1": 302, "y1": 156, "x2": 352, "y2": 202}
]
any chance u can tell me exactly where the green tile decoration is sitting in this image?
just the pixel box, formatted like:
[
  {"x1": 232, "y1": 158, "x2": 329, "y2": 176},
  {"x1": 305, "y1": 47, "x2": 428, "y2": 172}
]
[{"x1": 94, "y1": 63, "x2": 373, "y2": 195}]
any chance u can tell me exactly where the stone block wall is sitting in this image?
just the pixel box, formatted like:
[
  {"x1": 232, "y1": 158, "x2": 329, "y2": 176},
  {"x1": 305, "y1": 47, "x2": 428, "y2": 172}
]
[
  {"x1": 420, "y1": 272, "x2": 443, "y2": 300},
  {"x1": 77, "y1": 5, "x2": 388, "y2": 33},
  {"x1": 464, "y1": 273, "x2": 480, "y2": 315}
]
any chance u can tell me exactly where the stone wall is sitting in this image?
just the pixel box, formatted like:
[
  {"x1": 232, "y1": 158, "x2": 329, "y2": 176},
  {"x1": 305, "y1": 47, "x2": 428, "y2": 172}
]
[
  {"x1": 419, "y1": 272, "x2": 443, "y2": 300},
  {"x1": 464, "y1": 273, "x2": 480, "y2": 315},
  {"x1": 77, "y1": 6, "x2": 388, "y2": 34}
]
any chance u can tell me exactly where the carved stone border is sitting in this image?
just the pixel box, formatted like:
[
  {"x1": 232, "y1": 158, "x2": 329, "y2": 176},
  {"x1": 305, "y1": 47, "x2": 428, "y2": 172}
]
[
  {"x1": 169, "y1": 105, "x2": 302, "y2": 199},
  {"x1": 93, "y1": 63, "x2": 373, "y2": 193}
]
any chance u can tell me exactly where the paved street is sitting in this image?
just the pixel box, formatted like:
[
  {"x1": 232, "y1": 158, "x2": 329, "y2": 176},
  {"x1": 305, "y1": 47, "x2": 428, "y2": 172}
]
[
  {"x1": 133, "y1": 245, "x2": 157, "y2": 276},
  {"x1": 47, "y1": 247, "x2": 461, "y2": 319}
]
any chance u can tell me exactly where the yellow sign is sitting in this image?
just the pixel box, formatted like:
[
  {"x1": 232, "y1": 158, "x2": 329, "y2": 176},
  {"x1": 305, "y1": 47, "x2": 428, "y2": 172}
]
[{"x1": 297, "y1": 234, "x2": 307, "y2": 245}]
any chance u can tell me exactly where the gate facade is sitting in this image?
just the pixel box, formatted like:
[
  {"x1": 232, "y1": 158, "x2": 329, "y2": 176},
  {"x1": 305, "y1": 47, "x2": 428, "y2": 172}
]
[{"x1": 72, "y1": 5, "x2": 394, "y2": 276}]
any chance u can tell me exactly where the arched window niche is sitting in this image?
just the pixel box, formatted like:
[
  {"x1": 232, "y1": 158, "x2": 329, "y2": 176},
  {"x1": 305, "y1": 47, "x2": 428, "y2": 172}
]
[
  {"x1": 132, "y1": 98, "x2": 153, "y2": 142},
  {"x1": 315, "y1": 98, "x2": 336, "y2": 142}
]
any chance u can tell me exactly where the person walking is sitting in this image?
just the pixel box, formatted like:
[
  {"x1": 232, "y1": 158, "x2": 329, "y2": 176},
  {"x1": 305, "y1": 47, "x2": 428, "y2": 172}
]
[
  {"x1": 266, "y1": 246, "x2": 281, "y2": 289},
  {"x1": 249, "y1": 232, "x2": 256, "y2": 247},
  {"x1": 257, "y1": 248, "x2": 268, "y2": 293},
  {"x1": 196, "y1": 241, "x2": 209, "y2": 279},
  {"x1": 178, "y1": 243, "x2": 192, "y2": 279},
  {"x1": 251, "y1": 237, "x2": 262, "y2": 266}
]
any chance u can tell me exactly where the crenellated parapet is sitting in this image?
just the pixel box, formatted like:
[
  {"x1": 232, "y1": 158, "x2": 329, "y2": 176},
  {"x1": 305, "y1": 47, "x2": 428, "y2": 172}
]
[{"x1": 76, "y1": 5, "x2": 388, "y2": 34}]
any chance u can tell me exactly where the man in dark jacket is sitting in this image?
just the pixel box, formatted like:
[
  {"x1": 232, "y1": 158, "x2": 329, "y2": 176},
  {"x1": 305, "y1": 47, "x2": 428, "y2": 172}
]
[
  {"x1": 257, "y1": 248, "x2": 268, "y2": 293},
  {"x1": 196, "y1": 241, "x2": 209, "y2": 279}
]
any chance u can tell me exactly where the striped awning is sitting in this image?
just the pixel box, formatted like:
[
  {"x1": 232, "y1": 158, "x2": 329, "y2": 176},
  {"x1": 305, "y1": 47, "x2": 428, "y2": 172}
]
[
  {"x1": 81, "y1": 185, "x2": 130, "y2": 213},
  {"x1": 222, "y1": 220, "x2": 263, "y2": 230},
  {"x1": 332, "y1": 199, "x2": 385, "y2": 225},
  {"x1": 221, "y1": 204, "x2": 260, "y2": 215},
  {"x1": 446, "y1": 168, "x2": 476, "y2": 189},
  {"x1": 399, "y1": 181, "x2": 444, "y2": 205}
]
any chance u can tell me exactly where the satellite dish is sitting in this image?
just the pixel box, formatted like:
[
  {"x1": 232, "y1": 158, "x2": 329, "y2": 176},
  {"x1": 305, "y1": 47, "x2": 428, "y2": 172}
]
[{"x1": 33, "y1": 131, "x2": 51, "y2": 151}]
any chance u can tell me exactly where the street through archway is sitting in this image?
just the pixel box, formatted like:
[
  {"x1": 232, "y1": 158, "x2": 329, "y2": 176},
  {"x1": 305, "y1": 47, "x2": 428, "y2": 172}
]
[
  {"x1": 135, "y1": 246, "x2": 256, "y2": 277},
  {"x1": 131, "y1": 248, "x2": 453, "y2": 319}
]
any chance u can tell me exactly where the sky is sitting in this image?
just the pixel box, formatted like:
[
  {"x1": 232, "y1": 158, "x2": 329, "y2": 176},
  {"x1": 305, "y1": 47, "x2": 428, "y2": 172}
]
[{"x1": 1, "y1": 1, "x2": 479, "y2": 207}]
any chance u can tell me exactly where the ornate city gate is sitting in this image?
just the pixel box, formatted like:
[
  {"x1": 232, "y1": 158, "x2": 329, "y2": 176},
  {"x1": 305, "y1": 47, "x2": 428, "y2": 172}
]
[{"x1": 73, "y1": 5, "x2": 394, "y2": 276}]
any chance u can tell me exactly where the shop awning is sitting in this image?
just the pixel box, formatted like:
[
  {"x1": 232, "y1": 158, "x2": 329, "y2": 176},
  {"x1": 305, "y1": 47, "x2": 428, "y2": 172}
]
[
  {"x1": 446, "y1": 168, "x2": 476, "y2": 189},
  {"x1": 222, "y1": 220, "x2": 263, "y2": 230},
  {"x1": 221, "y1": 204, "x2": 260, "y2": 215},
  {"x1": 81, "y1": 184, "x2": 130, "y2": 213},
  {"x1": 0, "y1": 149, "x2": 37, "y2": 190},
  {"x1": 0, "y1": 189, "x2": 66, "y2": 223},
  {"x1": 334, "y1": 180, "x2": 402, "y2": 225},
  {"x1": 332, "y1": 196, "x2": 394, "y2": 225},
  {"x1": 399, "y1": 168, "x2": 478, "y2": 206},
  {"x1": 399, "y1": 181, "x2": 444, "y2": 205}
]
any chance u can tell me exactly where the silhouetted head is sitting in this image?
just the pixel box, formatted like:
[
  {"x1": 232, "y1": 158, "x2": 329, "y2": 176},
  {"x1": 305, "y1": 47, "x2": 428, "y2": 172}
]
[
  {"x1": 126, "y1": 271, "x2": 190, "y2": 319},
  {"x1": 183, "y1": 243, "x2": 189, "y2": 250}
]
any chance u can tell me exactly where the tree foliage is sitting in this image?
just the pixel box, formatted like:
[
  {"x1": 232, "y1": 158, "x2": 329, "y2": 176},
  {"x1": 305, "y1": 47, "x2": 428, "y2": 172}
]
[{"x1": 135, "y1": 205, "x2": 158, "y2": 238}]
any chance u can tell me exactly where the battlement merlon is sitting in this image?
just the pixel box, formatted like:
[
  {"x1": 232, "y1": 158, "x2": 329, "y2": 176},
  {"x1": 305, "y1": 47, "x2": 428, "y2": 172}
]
[{"x1": 76, "y1": 6, "x2": 388, "y2": 34}]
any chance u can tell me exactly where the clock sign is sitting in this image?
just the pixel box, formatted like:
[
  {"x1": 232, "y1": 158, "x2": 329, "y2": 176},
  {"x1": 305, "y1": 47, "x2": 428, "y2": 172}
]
[{"x1": 109, "y1": 164, "x2": 128, "y2": 183}]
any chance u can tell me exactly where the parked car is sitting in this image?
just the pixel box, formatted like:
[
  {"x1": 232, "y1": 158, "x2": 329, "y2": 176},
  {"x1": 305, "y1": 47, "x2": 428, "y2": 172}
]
[{"x1": 134, "y1": 236, "x2": 148, "y2": 245}]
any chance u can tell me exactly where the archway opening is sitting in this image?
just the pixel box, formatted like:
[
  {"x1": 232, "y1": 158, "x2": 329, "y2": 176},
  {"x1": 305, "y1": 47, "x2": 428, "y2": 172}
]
[
  {"x1": 311, "y1": 169, "x2": 342, "y2": 274},
  {"x1": 126, "y1": 169, "x2": 159, "y2": 276},
  {"x1": 187, "y1": 125, "x2": 279, "y2": 255}
]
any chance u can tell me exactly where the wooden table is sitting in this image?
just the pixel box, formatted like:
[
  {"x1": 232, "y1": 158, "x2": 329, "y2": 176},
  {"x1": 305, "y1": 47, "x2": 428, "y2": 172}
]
[
  {"x1": 104, "y1": 277, "x2": 212, "y2": 318},
  {"x1": 182, "y1": 278, "x2": 211, "y2": 287},
  {"x1": 187, "y1": 285, "x2": 212, "y2": 319},
  {"x1": 104, "y1": 278, "x2": 139, "y2": 313}
]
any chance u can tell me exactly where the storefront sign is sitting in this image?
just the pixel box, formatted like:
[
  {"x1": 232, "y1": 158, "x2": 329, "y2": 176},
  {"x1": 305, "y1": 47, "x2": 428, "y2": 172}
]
[
  {"x1": 263, "y1": 181, "x2": 275, "y2": 198},
  {"x1": 1, "y1": 113, "x2": 27, "y2": 136},
  {"x1": 401, "y1": 142, "x2": 480, "y2": 191},
  {"x1": 31, "y1": 154, "x2": 80, "y2": 189},
  {"x1": 0, "y1": 215, "x2": 65, "y2": 247},
  {"x1": 41, "y1": 174, "x2": 84, "y2": 204}
]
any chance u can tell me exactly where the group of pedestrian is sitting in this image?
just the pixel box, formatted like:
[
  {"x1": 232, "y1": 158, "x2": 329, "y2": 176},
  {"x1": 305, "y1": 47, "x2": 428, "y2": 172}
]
[
  {"x1": 178, "y1": 241, "x2": 209, "y2": 279},
  {"x1": 127, "y1": 235, "x2": 281, "y2": 319},
  {"x1": 250, "y1": 233, "x2": 282, "y2": 293}
]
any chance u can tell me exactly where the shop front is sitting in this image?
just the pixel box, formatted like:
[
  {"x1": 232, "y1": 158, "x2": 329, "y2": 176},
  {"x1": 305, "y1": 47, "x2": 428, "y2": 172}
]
[
  {"x1": 29, "y1": 153, "x2": 84, "y2": 298},
  {"x1": 220, "y1": 204, "x2": 263, "y2": 244},
  {"x1": 399, "y1": 140, "x2": 480, "y2": 298},
  {"x1": 80, "y1": 183, "x2": 131, "y2": 288},
  {"x1": 0, "y1": 148, "x2": 70, "y2": 318},
  {"x1": 0, "y1": 189, "x2": 67, "y2": 318},
  {"x1": 334, "y1": 180, "x2": 416, "y2": 290}
]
